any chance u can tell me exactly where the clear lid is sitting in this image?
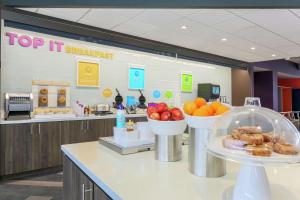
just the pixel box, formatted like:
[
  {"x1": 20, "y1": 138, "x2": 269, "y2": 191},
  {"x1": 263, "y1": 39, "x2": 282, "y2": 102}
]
[{"x1": 207, "y1": 97, "x2": 300, "y2": 165}]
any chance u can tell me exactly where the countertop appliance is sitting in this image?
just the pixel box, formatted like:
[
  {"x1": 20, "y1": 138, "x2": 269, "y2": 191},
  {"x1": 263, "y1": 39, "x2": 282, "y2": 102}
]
[
  {"x1": 93, "y1": 104, "x2": 113, "y2": 115},
  {"x1": 137, "y1": 89, "x2": 147, "y2": 109},
  {"x1": 95, "y1": 104, "x2": 110, "y2": 112},
  {"x1": 114, "y1": 88, "x2": 124, "y2": 108},
  {"x1": 5, "y1": 93, "x2": 33, "y2": 120},
  {"x1": 198, "y1": 83, "x2": 220, "y2": 101}
]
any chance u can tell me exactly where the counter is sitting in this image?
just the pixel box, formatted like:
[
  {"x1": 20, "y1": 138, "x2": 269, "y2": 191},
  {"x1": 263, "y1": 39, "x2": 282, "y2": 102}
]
[
  {"x1": 0, "y1": 113, "x2": 147, "y2": 124},
  {"x1": 61, "y1": 142, "x2": 300, "y2": 200}
]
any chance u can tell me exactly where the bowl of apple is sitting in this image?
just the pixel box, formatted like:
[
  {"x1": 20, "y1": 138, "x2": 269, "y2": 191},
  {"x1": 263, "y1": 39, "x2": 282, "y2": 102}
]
[{"x1": 147, "y1": 102, "x2": 187, "y2": 136}]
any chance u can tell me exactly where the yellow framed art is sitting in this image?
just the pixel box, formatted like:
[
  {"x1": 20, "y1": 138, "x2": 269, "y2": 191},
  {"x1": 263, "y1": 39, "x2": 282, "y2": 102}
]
[{"x1": 77, "y1": 60, "x2": 100, "y2": 87}]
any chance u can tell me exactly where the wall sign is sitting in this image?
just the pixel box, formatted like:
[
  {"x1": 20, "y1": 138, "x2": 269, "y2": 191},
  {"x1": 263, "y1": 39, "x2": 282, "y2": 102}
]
[
  {"x1": 5, "y1": 32, "x2": 113, "y2": 59},
  {"x1": 77, "y1": 60, "x2": 100, "y2": 87},
  {"x1": 128, "y1": 65, "x2": 145, "y2": 90},
  {"x1": 181, "y1": 72, "x2": 193, "y2": 93},
  {"x1": 152, "y1": 90, "x2": 161, "y2": 99},
  {"x1": 164, "y1": 90, "x2": 174, "y2": 99}
]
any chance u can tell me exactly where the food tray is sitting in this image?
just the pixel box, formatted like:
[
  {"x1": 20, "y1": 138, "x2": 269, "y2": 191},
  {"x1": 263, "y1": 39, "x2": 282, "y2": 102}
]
[
  {"x1": 207, "y1": 136, "x2": 300, "y2": 165},
  {"x1": 98, "y1": 137, "x2": 154, "y2": 155}
]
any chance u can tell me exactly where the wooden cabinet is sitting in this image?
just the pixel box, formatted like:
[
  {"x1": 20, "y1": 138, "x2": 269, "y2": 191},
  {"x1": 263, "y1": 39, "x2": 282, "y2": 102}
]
[
  {"x1": 63, "y1": 155, "x2": 111, "y2": 200},
  {"x1": 61, "y1": 119, "x2": 106, "y2": 144},
  {"x1": 0, "y1": 123, "x2": 34, "y2": 175},
  {"x1": 0, "y1": 116, "x2": 147, "y2": 177},
  {"x1": 63, "y1": 155, "x2": 93, "y2": 200},
  {"x1": 0, "y1": 122, "x2": 62, "y2": 176},
  {"x1": 35, "y1": 122, "x2": 62, "y2": 168},
  {"x1": 94, "y1": 185, "x2": 111, "y2": 200},
  {"x1": 83, "y1": 120, "x2": 103, "y2": 142},
  {"x1": 61, "y1": 120, "x2": 83, "y2": 144},
  {"x1": 103, "y1": 118, "x2": 115, "y2": 137}
]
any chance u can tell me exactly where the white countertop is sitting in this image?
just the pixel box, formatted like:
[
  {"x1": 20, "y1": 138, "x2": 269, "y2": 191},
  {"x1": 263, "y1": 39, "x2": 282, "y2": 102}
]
[
  {"x1": 0, "y1": 113, "x2": 146, "y2": 124},
  {"x1": 61, "y1": 142, "x2": 300, "y2": 200}
]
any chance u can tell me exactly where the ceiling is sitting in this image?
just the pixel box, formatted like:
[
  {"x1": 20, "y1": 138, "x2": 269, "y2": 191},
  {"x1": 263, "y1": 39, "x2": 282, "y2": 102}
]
[
  {"x1": 20, "y1": 8, "x2": 300, "y2": 63},
  {"x1": 278, "y1": 72, "x2": 300, "y2": 79}
]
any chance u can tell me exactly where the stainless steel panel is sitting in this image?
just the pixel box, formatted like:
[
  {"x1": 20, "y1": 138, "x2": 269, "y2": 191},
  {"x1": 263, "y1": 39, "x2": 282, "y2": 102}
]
[
  {"x1": 188, "y1": 128, "x2": 226, "y2": 177},
  {"x1": 155, "y1": 134, "x2": 182, "y2": 162},
  {"x1": 98, "y1": 137, "x2": 154, "y2": 155}
]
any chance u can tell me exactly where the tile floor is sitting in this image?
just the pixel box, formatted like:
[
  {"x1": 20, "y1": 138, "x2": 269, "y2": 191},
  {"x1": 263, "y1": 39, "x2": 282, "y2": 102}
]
[{"x1": 0, "y1": 172, "x2": 62, "y2": 200}]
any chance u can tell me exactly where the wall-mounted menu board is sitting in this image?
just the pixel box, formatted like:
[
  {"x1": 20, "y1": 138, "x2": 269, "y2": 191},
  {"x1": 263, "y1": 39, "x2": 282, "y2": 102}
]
[
  {"x1": 128, "y1": 65, "x2": 145, "y2": 90},
  {"x1": 181, "y1": 72, "x2": 193, "y2": 93},
  {"x1": 77, "y1": 60, "x2": 100, "y2": 87}
]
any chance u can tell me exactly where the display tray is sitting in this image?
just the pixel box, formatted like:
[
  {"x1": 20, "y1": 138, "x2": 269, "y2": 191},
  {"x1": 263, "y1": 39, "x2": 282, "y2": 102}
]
[
  {"x1": 207, "y1": 137, "x2": 300, "y2": 165},
  {"x1": 34, "y1": 113, "x2": 76, "y2": 119},
  {"x1": 98, "y1": 137, "x2": 154, "y2": 155},
  {"x1": 99, "y1": 134, "x2": 189, "y2": 155}
]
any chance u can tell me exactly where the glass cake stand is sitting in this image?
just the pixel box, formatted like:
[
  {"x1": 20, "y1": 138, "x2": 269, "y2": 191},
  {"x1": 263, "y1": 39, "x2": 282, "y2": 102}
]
[{"x1": 207, "y1": 98, "x2": 300, "y2": 200}]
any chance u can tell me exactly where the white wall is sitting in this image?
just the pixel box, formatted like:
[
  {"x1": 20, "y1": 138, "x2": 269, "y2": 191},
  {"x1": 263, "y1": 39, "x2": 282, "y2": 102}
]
[{"x1": 1, "y1": 26, "x2": 232, "y2": 109}]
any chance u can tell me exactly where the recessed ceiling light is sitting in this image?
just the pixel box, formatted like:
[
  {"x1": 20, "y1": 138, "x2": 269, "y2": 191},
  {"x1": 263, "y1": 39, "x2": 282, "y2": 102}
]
[
  {"x1": 250, "y1": 47, "x2": 256, "y2": 50},
  {"x1": 221, "y1": 38, "x2": 227, "y2": 42},
  {"x1": 181, "y1": 25, "x2": 187, "y2": 30},
  {"x1": 272, "y1": 54, "x2": 276, "y2": 57}
]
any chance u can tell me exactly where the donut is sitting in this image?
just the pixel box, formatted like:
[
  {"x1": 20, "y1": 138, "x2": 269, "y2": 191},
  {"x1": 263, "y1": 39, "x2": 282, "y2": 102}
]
[
  {"x1": 39, "y1": 96, "x2": 48, "y2": 104},
  {"x1": 222, "y1": 136, "x2": 248, "y2": 150},
  {"x1": 58, "y1": 89, "x2": 66, "y2": 95},
  {"x1": 58, "y1": 96, "x2": 66, "y2": 104},
  {"x1": 237, "y1": 126, "x2": 262, "y2": 134},
  {"x1": 40, "y1": 88, "x2": 48, "y2": 95},
  {"x1": 239, "y1": 133, "x2": 264, "y2": 145},
  {"x1": 246, "y1": 145, "x2": 272, "y2": 157},
  {"x1": 273, "y1": 143, "x2": 298, "y2": 155}
]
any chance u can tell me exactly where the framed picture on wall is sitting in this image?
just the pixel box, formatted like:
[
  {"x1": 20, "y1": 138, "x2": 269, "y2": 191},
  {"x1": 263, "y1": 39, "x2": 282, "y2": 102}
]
[
  {"x1": 77, "y1": 59, "x2": 100, "y2": 87},
  {"x1": 181, "y1": 71, "x2": 193, "y2": 93},
  {"x1": 128, "y1": 64, "x2": 145, "y2": 90}
]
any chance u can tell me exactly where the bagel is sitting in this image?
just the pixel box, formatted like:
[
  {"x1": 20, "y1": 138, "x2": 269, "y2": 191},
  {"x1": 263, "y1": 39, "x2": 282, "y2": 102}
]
[
  {"x1": 58, "y1": 89, "x2": 66, "y2": 95},
  {"x1": 58, "y1": 96, "x2": 66, "y2": 104},
  {"x1": 40, "y1": 88, "x2": 48, "y2": 95},
  {"x1": 39, "y1": 96, "x2": 48, "y2": 105}
]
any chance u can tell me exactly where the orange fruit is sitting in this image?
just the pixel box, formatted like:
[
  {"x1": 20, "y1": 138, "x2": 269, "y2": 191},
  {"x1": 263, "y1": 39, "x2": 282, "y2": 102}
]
[
  {"x1": 193, "y1": 108, "x2": 208, "y2": 116},
  {"x1": 193, "y1": 105, "x2": 214, "y2": 116},
  {"x1": 183, "y1": 101, "x2": 197, "y2": 115},
  {"x1": 201, "y1": 105, "x2": 214, "y2": 116},
  {"x1": 194, "y1": 97, "x2": 207, "y2": 108},
  {"x1": 215, "y1": 105, "x2": 229, "y2": 115},
  {"x1": 210, "y1": 101, "x2": 222, "y2": 112}
]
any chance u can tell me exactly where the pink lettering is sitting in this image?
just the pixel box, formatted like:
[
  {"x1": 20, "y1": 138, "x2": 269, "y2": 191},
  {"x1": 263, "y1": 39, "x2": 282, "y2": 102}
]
[
  {"x1": 49, "y1": 40, "x2": 55, "y2": 51},
  {"x1": 33, "y1": 37, "x2": 44, "y2": 48},
  {"x1": 55, "y1": 41, "x2": 64, "y2": 52},
  {"x1": 18, "y1": 35, "x2": 32, "y2": 47},
  {"x1": 6, "y1": 32, "x2": 18, "y2": 45}
]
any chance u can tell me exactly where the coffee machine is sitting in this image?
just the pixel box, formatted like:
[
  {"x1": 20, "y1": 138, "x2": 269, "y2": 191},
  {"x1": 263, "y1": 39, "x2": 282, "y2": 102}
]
[{"x1": 198, "y1": 83, "x2": 220, "y2": 102}]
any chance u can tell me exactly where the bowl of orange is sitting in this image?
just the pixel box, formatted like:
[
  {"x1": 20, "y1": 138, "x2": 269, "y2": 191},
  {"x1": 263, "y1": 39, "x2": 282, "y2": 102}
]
[{"x1": 183, "y1": 97, "x2": 231, "y2": 129}]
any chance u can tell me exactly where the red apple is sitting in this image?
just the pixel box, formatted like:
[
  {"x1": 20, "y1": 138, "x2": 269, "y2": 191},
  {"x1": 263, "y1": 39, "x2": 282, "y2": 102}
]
[
  {"x1": 156, "y1": 102, "x2": 168, "y2": 113},
  {"x1": 149, "y1": 112, "x2": 160, "y2": 120},
  {"x1": 147, "y1": 106, "x2": 158, "y2": 116},
  {"x1": 161, "y1": 111, "x2": 171, "y2": 121},
  {"x1": 170, "y1": 108, "x2": 184, "y2": 121}
]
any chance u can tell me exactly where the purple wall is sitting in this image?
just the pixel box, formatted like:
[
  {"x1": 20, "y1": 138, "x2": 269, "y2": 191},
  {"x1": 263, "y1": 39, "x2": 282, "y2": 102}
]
[
  {"x1": 251, "y1": 59, "x2": 300, "y2": 75},
  {"x1": 254, "y1": 71, "x2": 276, "y2": 110},
  {"x1": 250, "y1": 59, "x2": 299, "y2": 111}
]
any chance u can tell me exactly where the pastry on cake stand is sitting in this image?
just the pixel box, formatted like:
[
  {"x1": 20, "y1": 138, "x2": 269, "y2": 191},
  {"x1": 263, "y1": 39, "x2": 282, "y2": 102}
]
[{"x1": 207, "y1": 97, "x2": 300, "y2": 200}]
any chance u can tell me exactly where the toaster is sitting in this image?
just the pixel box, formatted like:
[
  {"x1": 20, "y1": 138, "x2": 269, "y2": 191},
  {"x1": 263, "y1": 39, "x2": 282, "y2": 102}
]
[
  {"x1": 95, "y1": 104, "x2": 110, "y2": 112},
  {"x1": 5, "y1": 93, "x2": 33, "y2": 120}
]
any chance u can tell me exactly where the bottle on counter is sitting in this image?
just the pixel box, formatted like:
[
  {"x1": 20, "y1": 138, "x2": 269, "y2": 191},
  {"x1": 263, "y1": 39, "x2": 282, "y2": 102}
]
[
  {"x1": 116, "y1": 105, "x2": 125, "y2": 128},
  {"x1": 84, "y1": 106, "x2": 90, "y2": 116}
]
